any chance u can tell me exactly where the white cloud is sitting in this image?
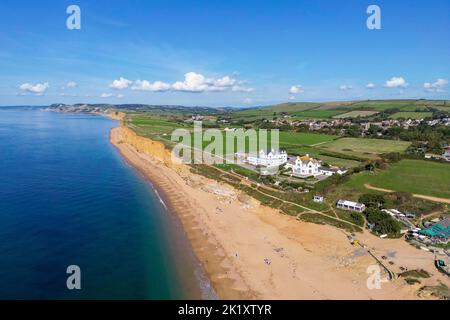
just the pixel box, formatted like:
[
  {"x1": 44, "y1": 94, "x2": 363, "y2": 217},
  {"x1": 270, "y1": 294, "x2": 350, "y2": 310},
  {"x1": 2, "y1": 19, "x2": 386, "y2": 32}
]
[
  {"x1": 172, "y1": 72, "x2": 218, "y2": 92},
  {"x1": 66, "y1": 81, "x2": 78, "y2": 88},
  {"x1": 100, "y1": 93, "x2": 124, "y2": 98},
  {"x1": 384, "y1": 77, "x2": 408, "y2": 88},
  {"x1": 232, "y1": 85, "x2": 254, "y2": 93},
  {"x1": 110, "y1": 72, "x2": 252, "y2": 94},
  {"x1": 366, "y1": 83, "x2": 375, "y2": 89},
  {"x1": 339, "y1": 85, "x2": 353, "y2": 91},
  {"x1": 19, "y1": 82, "x2": 49, "y2": 95},
  {"x1": 289, "y1": 85, "x2": 304, "y2": 94},
  {"x1": 170, "y1": 72, "x2": 252, "y2": 93},
  {"x1": 132, "y1": 80, "x2": 171, "y2": 92},
  {"x1": 214, "y1": 76, "x2": 237, "y2": 87},
  {"x1": 424, "y1": 78, "x2": 448, "y2": 92},
  {"x1": 244, "y1": 98, "x2": 253, "y2": 104},
  {"x1": 109, "y1": 77, "x2": 132, "y2": 90}
]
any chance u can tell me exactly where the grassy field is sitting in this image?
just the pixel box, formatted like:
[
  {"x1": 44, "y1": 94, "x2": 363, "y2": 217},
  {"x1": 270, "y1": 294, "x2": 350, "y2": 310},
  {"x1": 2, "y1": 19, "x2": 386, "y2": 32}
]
[
  {"x1": 333, "y1": 110, "x2": 379, "y2": 119},
  {"x1": 278, "y1": 131, "x2": 338, "y2": 147},
  {"x1": 126, "y1": 114, "x2": 189, "y2": 147},
  {"x1": 317, "y1": 137, "x2": 411, "y2": 159},
  {"x1": 389, "y1": 112, "x2": 433, "y2": 119},
  {"x1": 128, "y1": 113, "x2": 340, "y2": 153},
  {"x1": 346, "y1": 160, "x2": 450, "y2": 199},
  {"x1": 291, "y1": 109, "x2": 344, "y2": 119},
  {"x1": 262, "y1": 102, "x2": 321, "y2": 112}
]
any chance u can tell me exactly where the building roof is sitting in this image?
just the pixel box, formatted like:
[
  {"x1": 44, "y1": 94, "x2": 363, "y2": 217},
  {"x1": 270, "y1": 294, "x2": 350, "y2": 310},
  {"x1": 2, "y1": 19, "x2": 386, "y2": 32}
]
[
  {"x1": 297, "y1": 154, "x2": 320, "y2": 165},
  {"x1": 438, "y1": 218, "x2": 450, "y2": 228},
  {"x1": 337, "y1": 200, "x2": 365, "y2": 208},
  {"x1": 260, "y1": 149, "x2": 286, "y2": 155},
  {"x1": 319, "y1": 166, "x2": 338, "y2": 172},
  {"x1": 419, "y1": 218, "x2": 450, "y2": 239}
]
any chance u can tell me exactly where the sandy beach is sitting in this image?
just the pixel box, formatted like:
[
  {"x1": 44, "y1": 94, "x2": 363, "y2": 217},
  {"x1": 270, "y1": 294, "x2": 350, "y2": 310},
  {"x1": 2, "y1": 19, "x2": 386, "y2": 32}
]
[{"x1": 110, "y1": 125, "x2": 449, "y2": 300}]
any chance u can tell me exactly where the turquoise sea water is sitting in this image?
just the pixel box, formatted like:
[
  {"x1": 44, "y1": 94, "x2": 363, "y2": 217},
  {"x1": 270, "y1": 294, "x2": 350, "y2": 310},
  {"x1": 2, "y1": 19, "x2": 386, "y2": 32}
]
[{"x1": 0, "y1": 110, "x2": 211, "y2": 299}]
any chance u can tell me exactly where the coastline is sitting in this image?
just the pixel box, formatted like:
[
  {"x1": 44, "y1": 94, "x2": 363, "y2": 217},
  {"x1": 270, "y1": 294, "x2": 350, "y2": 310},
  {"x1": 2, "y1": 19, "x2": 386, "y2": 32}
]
[{"x1": 110, "y1": 124, "x2": 448, "y2": 300}]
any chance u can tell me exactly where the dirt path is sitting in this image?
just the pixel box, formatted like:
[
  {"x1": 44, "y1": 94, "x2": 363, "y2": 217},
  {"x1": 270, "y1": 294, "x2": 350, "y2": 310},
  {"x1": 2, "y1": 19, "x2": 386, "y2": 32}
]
[
  {"x1": 364, "y1": 184, "x2": 450, "y2": 204},
  {"x1": 213, "y1": 165, "x2": 360, "y2": 228}
]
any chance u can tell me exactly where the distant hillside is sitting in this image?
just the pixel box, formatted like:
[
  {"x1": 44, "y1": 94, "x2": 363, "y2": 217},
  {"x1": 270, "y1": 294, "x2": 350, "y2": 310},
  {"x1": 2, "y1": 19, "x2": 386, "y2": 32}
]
[
  {"x1": 45, "y1": 103, "x2": 230, "y2": 115},
  {"x1": 231, "y1": 99, "x2": 450, "y2": 121}
]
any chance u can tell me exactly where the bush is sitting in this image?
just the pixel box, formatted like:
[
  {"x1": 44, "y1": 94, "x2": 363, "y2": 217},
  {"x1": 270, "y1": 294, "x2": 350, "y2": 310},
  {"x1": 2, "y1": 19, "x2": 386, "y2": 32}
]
[
  {"x1": 381, "y1": 152, "x2": 403, "y2": 163},
  {"x1": 359, "y1": 194, "x2": 386, "y2": 208},
  {"x1": 350, "y1": 212, "x2": 365, "y2": 226},
  {"x1": 364, "y1": 207, "x2": 400, "y2": 235}
]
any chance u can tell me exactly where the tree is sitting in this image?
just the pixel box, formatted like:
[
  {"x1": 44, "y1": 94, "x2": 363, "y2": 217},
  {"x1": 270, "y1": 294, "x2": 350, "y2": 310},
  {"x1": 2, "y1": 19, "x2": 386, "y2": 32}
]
[
  {"x1": 359, "y1": 194, "x2": 386, "y2": 208},
  {"x1": 364, "y1": 207, "x2": 400, "y2": 235},
  {"x1": 373, "y1": 218, "x2": 401, "y2": 235},
  {"x1": 350, "y1": 212, "x2": 365, "y2": 226}
]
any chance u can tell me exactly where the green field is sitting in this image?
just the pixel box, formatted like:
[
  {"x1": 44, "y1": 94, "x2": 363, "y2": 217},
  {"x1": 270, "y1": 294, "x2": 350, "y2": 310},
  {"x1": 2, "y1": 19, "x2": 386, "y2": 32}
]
[
  {"x1": 291, "y1": 109, "x2": 344, "y2": 119},
  {"x1": 389, "y1": 112, "x2": 433, "y2": 119},
  {"x1": 346, "y1": 160, "x2": 450, "y2": 199},
  {"x1": 126, "y1": 114, "x2": 188, "y2": 145},
  {"x1": 127, "y1": 113, "x2": 362, "y2": 168},
  {"x1": 333, "y1": 110, "x2": 379, "y2": 119},
  {"x1": 263, "y1": 102, "x2": 321, "y2": 112},
  {"x1": 278, "y1": 131, "x2": 338, "y2": 147},
  {"x1": 128, "y1": 113, "x2": 339, "y2": 153},
  {"x1": 317, "y1": 137, "x2": 411, "y2": 159}
]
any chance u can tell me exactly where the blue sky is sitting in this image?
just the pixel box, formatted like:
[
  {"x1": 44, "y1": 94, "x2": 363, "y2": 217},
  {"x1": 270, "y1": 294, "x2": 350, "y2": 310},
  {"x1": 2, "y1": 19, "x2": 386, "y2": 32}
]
[{"x1": 0, "y1": 0, "x2": 449, "y2": 106}]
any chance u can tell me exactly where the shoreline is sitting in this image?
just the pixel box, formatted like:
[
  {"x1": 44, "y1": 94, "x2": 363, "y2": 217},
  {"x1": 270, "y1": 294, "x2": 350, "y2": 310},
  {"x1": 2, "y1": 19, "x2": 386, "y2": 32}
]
[
  {"x1": 110, "y1": 124, "x2": 448, "y2": 300},
  {"x1": 121, "y1": 157, "x2": 218, "y2": 300}
]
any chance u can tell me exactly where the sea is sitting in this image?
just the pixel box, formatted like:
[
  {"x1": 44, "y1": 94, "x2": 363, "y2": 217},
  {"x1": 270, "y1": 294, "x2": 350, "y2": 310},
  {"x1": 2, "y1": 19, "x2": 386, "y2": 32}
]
[{"x1": 0, "y1": 109, "x2": 214, "y2": 299}]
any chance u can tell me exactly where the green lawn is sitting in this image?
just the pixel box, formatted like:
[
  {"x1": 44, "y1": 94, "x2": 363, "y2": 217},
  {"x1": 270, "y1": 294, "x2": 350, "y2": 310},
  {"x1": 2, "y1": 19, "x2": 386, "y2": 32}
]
[
  {"x1": 389, "y1": 112, "x2": 433, "y2": 119},
  {"x1": 317, "y1": 137, "x2": 411, "y2": 159},
  {"x1": 346, "y1": 160, "x2": 450, "y2": 199}
]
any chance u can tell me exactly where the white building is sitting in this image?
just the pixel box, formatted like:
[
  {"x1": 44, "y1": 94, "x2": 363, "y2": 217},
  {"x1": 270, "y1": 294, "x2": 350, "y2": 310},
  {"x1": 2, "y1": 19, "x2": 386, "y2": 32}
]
[
  {"x1": 443, "y1": 147, "x2": 450, "y2": 161},
  {"x1": 289, "y1": 155, "x2": 321, "y2": 177},
  {"x1": 247, "y1": 149, "x2": 288, "y2": 167},
  {"x1": 313, "y1": 195, "x2": 324, "y2": 203},
  {"x1": 336, "y1": 200, "x2": 366, "y2": 213},
  {"x1": 319, "y1": 166, "x2": 349, "y2": 176}
]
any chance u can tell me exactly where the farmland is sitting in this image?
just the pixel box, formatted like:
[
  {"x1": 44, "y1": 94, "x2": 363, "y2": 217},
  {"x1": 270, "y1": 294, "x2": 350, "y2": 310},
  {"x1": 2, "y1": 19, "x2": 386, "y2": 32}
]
[
  {"x1": 290, "y1": 110, "x2": 343, "y2": 119},
  {"x1": 317, "y1": 137, "x2": 411, "y2": 159},
  {"x1": 389, "y1": 112, "x2": 433, "y2": 119},
  {"x1": 127, "y1": 112, "x2": 340, "y2": 152},
  {"x1": 231, "y1": 99, "x2": 449, "y2": 121},
  {"x1": 333, "y1": 110, "x2": 379, "y2": 119},
  {"x1": 278, "y1": 131, "x2": 338, "y2": 147},
  {"x1": 346, "y1": 160, "x2": 450, "y2": 199}
]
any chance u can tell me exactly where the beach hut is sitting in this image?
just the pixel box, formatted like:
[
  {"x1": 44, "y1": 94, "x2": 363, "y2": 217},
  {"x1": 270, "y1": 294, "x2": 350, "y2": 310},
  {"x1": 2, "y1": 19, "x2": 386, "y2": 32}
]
[{"x1": 313, "y1": 195, "x2": 324, "y2": 203}]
